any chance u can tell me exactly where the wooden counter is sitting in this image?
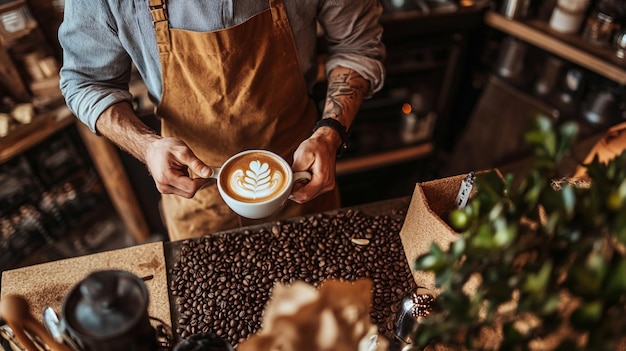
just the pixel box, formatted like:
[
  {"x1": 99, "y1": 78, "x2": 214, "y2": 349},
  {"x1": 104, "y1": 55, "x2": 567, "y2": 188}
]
[{"x1": 1, "y1": 197, "x2": 415, "y2": 348}]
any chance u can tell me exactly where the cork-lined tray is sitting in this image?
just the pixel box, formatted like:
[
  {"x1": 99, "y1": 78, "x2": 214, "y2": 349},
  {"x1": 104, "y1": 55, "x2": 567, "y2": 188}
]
[{"x1": 1, "y1": 241, "x2": 171, "y2": 327}]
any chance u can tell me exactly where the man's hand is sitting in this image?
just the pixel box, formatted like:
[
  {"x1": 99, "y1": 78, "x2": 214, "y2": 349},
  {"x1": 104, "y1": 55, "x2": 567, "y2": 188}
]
[
  {"x1": 95, "y1": 102, "x2": 212, "y2": 198},
  {"x1": 145, "y1": 137, "x2": 213, "y2": 198},
  {"x1": 289, "y1": 66, "x2": 370, "y2": 203},
  {"x1": 289, "y1": 128, "x2": 341, "y2": 203}
]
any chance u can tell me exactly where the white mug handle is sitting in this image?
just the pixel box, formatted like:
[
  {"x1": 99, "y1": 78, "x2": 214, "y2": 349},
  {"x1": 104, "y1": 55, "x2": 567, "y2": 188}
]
[
  {"x1": 198, "y1": 166, "x2": 221, "y2": 190},
  {"x1": 293, "y1": 171, "x2": 312, "y2": 184},
  {"x1": 288, "y1": 171, "x2": 312, "y2": 200},
  {"x1": 208, "y1": 166, "x2": 221, "y2": 179}
]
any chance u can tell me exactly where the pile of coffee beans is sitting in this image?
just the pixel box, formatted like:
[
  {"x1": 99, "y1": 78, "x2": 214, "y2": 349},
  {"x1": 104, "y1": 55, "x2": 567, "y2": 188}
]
[{"x1": 169, "y1": 207, "x2": 418, "y2": 347}]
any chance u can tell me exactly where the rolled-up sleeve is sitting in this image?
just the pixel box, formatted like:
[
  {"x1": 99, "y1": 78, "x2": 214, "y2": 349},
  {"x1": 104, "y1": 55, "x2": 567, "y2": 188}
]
[
  {"x1": 319, "y1": 0, "x2": 386, "y2": 98},
  {"x1": 58, "y1": 0, "x2": 133, "y2": 133}
]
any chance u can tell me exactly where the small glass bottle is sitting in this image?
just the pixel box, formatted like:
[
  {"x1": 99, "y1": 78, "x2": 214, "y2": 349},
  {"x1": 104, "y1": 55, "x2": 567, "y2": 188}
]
[
  {"x1": 582, "y1": 0, "x2": 624, "y2": 47},
  {"x1": 549, "y1": 0, "x2": 591, "y2": 34},
  {"x1": 615, "y1": 29, "x2": 626, "y2": 59}
]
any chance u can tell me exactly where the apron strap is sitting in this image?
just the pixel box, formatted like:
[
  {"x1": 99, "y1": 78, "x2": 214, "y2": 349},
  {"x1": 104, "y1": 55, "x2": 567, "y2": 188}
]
[
  {"x1": 269, "y1": 0, "x2": 289, "y2": 30},
  {"x1": 149, "y1": 0, "x2": 171, "y2": 52}
]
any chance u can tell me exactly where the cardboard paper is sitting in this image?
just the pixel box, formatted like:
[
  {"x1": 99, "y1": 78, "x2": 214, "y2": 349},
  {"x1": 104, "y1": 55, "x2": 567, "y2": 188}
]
[
  {"x1": 1, "y1": 241, "x2": 171, "y2": 328},
  {"x1": 399, "y1": 174, "x2": 466, "y2": 292}
]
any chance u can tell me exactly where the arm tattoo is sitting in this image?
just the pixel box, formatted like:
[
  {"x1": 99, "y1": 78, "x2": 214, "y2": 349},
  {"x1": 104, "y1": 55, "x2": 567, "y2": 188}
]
[{"x1": 323, "y1": 70, "x2": 367, "y2": 122}]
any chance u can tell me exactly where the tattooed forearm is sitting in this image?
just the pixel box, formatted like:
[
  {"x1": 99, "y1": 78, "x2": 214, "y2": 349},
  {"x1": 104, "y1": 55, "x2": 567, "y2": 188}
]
[{"x1": 322, "y1": 67, "x2": 369, "y2": 126}]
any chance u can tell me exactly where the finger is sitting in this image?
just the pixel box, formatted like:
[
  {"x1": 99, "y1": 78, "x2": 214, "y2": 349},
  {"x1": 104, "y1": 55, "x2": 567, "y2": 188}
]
[
  {"x1": 290, "y1": 175, "x2": 335, "y2": 203},
  {"x1": 177, "y1": 151, "x2": 212, "y2": 178},
  {"x1": 158, "y1": 183, "x2": 193, "y2": 198},
  {"x1": 156, "y1": 172, "x2": 197, "y2": 197},
  {"x1": 163, "y1": 176, "x2": 214, "y2": 198},
  {"x1": 192, "y1": 178, "x2": 214, "y2": 192}
]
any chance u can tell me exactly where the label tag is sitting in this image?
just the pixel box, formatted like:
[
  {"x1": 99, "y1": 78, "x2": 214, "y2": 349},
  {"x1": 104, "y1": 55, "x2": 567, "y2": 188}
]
[{"x1": 455, "y1": 171, "x2": 475, "y2": 209}]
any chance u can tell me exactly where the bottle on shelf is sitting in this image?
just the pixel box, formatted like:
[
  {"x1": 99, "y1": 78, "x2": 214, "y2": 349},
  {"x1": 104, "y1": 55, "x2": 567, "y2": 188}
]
[
  {"x1": 549, "y1": 0, "x2": 592, "y2": 34},
  {"x1": 582, "y1": 0, "x2": 625, "y2": 47}
]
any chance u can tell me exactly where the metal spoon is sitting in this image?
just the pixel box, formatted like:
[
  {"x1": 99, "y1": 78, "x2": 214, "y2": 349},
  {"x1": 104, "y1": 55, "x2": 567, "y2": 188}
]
[
  {"x1": 42, "y1": 307, "x2": 80, "y2": 351},
  {"x1": 0, "y1": 295, "x2": 70, "y2": 351}
]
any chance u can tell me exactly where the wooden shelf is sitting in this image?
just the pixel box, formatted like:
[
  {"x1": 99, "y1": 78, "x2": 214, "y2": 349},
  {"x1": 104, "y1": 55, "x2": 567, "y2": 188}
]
[
  {"x1": 0, "y1": 105, "x2": 151, "y2": 243},
  {"x1": 0, "y1": 105, "x2": 74, "y2": 163},
  {"x1": 336, "y1": 142, "x2": 433, "y2": 176},
  {"x1": 484, "y1": 11, "x2": 626, "y2": 85},
  {"x1": 0, "y1": 0, "x2": 38, "y2": 46}
]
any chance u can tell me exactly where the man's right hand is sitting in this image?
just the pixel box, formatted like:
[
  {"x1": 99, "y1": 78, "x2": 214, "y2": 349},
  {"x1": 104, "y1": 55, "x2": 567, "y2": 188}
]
[
  {"x1": 145, "y1": 137, "x2": 213, "y2": 198},
  {"x1": 95, "y1": 102, "x2": 212, "y2": 199}
]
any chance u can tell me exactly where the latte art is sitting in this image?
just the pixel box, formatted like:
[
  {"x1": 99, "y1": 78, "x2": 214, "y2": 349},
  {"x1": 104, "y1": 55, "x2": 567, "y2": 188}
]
[
  {"x1": 219, "y1": 151, "x2": 290, "y2": 204},
  {"x1": 229, "y1": 160, "x2": 284, "y2": 200}
]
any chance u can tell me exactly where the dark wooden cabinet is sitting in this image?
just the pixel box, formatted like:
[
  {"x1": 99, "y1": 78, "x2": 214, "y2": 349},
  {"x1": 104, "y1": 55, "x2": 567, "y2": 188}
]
[
  {"x1": 443, "y1": 10, "x2": 626, "y2": 177},
  {"x1": 0, "y1": 108, "x2": 151, "y2": 274},
  {"x1": 332, "y1": 4, "x2": 488, "y2": 205}
]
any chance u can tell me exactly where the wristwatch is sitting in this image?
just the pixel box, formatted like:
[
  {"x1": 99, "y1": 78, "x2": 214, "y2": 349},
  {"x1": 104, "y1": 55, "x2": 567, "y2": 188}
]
[{"x1": 312, "y1": 118, "x2": 349, "y2": 157}]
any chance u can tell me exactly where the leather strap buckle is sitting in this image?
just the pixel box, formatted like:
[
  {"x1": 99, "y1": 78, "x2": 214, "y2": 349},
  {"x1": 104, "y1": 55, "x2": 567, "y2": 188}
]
[
  {"x1": 149, "y1": 0, "x2": 168, "y2": 23},
  {"x1": 148, "y1": 0, "x2": 165, "y2": 10}
]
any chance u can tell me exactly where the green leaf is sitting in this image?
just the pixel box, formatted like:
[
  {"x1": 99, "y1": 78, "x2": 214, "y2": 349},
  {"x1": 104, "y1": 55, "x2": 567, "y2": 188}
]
[
  {"x1": 539, "y1": 294, "x2": 560, "y2": 316},
  {"x1": 524, "y1": 178, "x2": 542, "y2": 206},
  {"x1": 430, "y1": 241, "x2": 444, "y2": 259},
  {"x1": 435, "y1": 267, "x2": 454, "y2": 288},
  {"x1": 544, "y1": 212, "x2": 560, "y2": 236},
  {"x1": 532, "y1": 114, "x2": 553, "y2": 132},
  {"x1": 541, "y1": 184, "x2": 576, "y2": 220},
  {"x1": 493, "y1": 223, "x2": 517, "y2": 248},
  {"x1": 470, "y1": 223, "x2": 495, "y2": 250},
  {"x1": 604, "y1": 257, "x2": 626, "y2": 302},
  {"x1": 614, "y1": 199, "x2": 626, "y2": 242},
  {"x1": 488, "y1": 202, "x2": 505, "y2": 222},
  {"x1": 566, "y1": 249, "x2": 607, "y2": 298},
  {"x1": 523, "y1": 260, "x2": 552, "y2": 296},
  {"x1": 570, "y1": 300, "x2": 603, "y2": 329},
  {"x1": 556, "y1": 121, "x2": 579, "y2": 160},
  {"x1": 451, "y1": 236, "x2": 466, "y2": 259},
  {"x1": 475, "y1": 170, "x2": 506, "y2": 207},
  {"x1": 414, "y1": 252, "x2": 444, "y2": 272}
]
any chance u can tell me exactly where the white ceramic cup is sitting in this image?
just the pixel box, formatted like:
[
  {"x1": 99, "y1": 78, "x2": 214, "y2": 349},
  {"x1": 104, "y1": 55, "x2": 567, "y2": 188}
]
[{"x1": 207, "y1": 150, "x2": 311, "y2": 219}]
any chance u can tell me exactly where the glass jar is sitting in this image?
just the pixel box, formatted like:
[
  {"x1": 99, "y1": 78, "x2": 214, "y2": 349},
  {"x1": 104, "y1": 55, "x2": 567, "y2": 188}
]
[
  {"x1": 549, "y1": 0, "x2": 591, "y2": 34},
  {"x1": 615, "y1": 29, "x2": 626, "y2": 59},
  {"x1": 583, "y1": 1, "x2": 624, "y2": 47}
]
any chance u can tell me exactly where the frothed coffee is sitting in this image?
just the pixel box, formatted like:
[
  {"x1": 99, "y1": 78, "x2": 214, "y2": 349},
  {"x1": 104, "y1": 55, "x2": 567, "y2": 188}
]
[
  {"x1": 219, "y1": 151, "x2": 290, "y2": 203},
  {"x1": 209, "y1": 149, "x2": 311, "y2": 219}
]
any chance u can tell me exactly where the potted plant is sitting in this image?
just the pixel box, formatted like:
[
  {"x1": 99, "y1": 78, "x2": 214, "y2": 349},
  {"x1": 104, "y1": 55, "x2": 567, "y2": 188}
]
[{"x1": 412, "y1": 115, "x2": 626, "y2": 350}]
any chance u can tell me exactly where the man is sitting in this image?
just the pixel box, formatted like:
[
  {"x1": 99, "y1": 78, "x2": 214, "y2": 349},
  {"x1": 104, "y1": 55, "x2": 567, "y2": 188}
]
[{"x1": 59, "y1": 0, "x2": 385, "y2": 240}]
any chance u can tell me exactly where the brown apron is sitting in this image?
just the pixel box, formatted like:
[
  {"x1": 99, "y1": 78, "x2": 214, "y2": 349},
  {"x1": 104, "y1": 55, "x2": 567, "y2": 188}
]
[{"x1": 149, "y1": 0, "x2": 340, "y2": 240}]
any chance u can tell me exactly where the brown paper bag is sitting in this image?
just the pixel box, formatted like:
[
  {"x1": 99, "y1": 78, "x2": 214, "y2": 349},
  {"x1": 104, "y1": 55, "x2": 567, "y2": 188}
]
[
  {"x1": 399, "y1": 171, "x2": 500, "y2": 293},
  {"x1": 238, "y1": 279, "x2": 387, "y2": 351}
]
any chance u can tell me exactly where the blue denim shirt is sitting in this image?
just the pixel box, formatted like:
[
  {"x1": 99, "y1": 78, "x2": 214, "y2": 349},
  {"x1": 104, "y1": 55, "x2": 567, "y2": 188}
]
[{"x1": 58, "y1": 0, "x2": 386, "y2": 132}]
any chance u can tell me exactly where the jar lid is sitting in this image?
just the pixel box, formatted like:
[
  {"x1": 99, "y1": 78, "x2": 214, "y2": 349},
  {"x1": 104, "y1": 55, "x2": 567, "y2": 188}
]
[{"x1": 63, "y1": 270, "x2": 149, "y2": 340}]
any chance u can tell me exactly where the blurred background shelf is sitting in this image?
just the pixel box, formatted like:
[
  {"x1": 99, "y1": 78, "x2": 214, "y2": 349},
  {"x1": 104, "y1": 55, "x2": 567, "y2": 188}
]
[
  {"x1": 484, "y1": 11, "x2": 626, "y2": 85},
  {"x1": 0, "y1": 105, "x2": 73, "y2": 162}
]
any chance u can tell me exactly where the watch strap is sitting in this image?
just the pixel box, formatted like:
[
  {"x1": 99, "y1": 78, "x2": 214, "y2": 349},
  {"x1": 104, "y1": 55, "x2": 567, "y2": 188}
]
[{"x1": 312, "y1": 118, "x2": 350, "y2": 157}]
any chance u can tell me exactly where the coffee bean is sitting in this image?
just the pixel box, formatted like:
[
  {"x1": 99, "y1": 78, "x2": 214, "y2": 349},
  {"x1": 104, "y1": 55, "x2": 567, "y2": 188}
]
[{"x1": 169, "y1": 207, "x2": 416, "y2": 348}]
